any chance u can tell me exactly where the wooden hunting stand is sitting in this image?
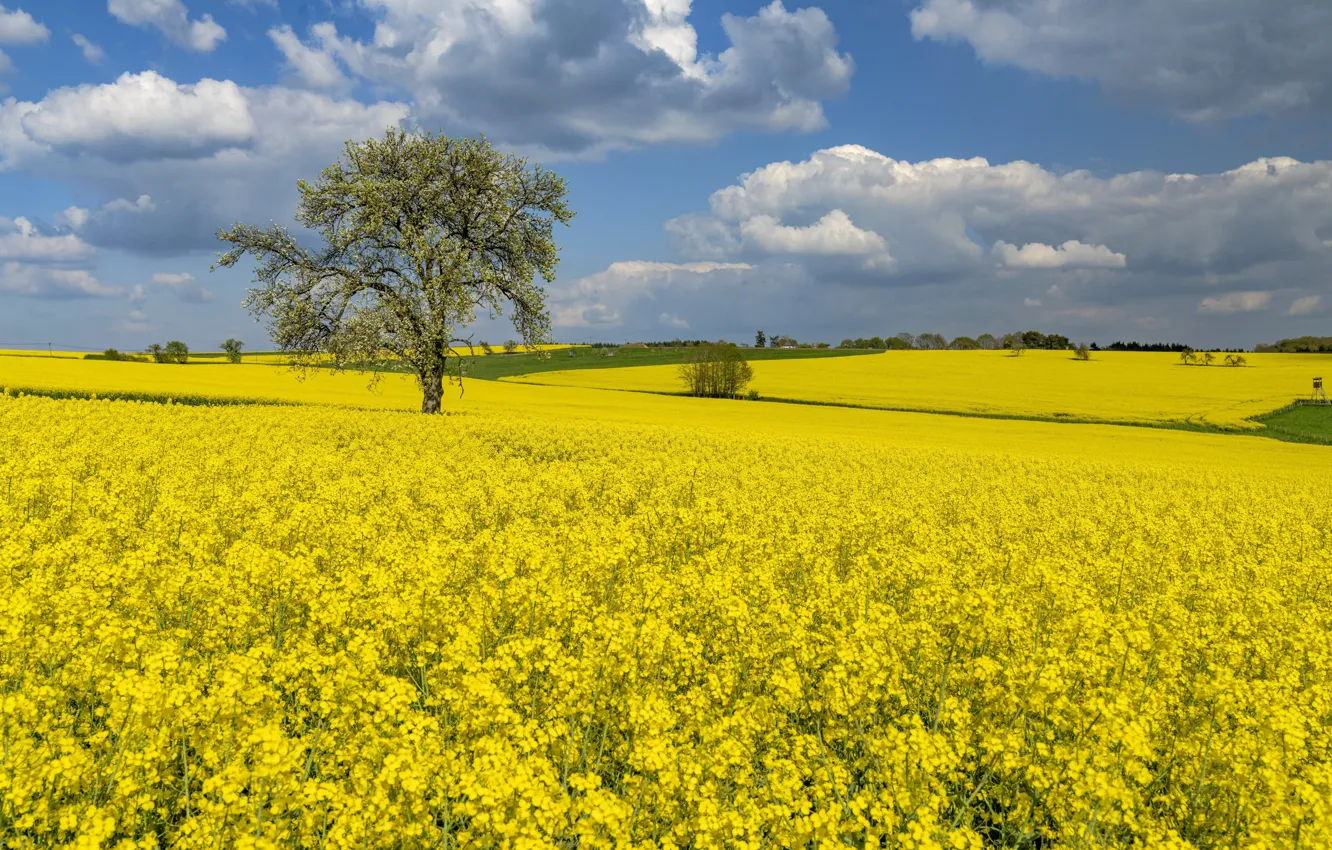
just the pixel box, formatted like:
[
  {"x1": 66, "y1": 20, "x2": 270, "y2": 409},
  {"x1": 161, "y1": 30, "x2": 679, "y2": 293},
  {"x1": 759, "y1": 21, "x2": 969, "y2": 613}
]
[{"x1": 1314, "y1": 377, "x2": 1329, "y2": 404}]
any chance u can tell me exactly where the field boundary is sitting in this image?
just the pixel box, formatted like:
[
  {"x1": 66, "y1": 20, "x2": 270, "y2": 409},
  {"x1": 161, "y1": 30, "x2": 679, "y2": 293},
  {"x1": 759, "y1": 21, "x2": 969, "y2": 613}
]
[
  {"x1": 504, "y1": 377, "x2": 1317, "y2": 440},
  {"x1": 1248, "y1": 400, "x2": 1332, "y2": 446},
  {"x1": 0, "y1": 385, "x2": 293, "y2": 408},
  {"x1": 5, "y1": 379, "x2": 1326, "y2": 446}
]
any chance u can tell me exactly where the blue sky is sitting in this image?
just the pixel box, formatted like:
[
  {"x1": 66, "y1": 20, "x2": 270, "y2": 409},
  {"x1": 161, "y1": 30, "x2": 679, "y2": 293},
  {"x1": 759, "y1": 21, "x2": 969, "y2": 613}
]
[{"x1": 2, "y1": 0, "x2": 1331, "y2": 351}]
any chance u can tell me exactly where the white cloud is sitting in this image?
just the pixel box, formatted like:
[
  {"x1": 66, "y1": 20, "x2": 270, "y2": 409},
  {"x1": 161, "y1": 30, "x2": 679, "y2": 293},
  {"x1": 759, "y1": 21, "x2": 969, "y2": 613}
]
[
  {"x1": 263, "y1": 0, "x2": 852, "y2": 156},
  {"x1": 993, "y1": 240, "x2": 1126, "y2": 269},
  {"x1": 108, "y1": 0, "x2": 226, "y2": 53},
  {"x1": 1289, "y1": 295, "x2": 1322, "y2": 316},
  {"x1": 910, "y1": 0, "x2": 1332, "y2": 122},
  {"x1": 1198, "y1": 291, "x2": 1272, "y2": 314},
  {"x1": 55, "y1": 206, "x2": 89, "y2": 230},
  {"x1": 71, "y1": 34, "x2": 105, "y2": 65},
  {"x1": 152, "y1": 271, "x2": 213, "y2": 303},
  {"x1": 1023, "y1": 297, "x2": 1041, "y2": 307},
  {"x1": 658, "y1": 312, "x2": 690, "y2": 330},
  {"x1": 0, "y1": 75, "x2": 409, "y2": 254},
  {"x1": 552, "y1": 303, "x2": 622, "y2": 328},
  {"x1": 551, "y1": 260, "x2": 752, "y2": 329},
  {"x1": 0, "y1": 216, "x2": 95, "y2": 263},
  {"x1": 0, "y1": 262, "x2": 120, "y2": 298},
  {"x1": 0, "y1": 6, "x2": 47, "y2": 44},
  {"x1": 19, "y1": 72, "x2": 256, "y2": 162},
  {"x1": 740, "y1": 209, "x2": 888, "y2": 256},
  {"x1": 122, "y1": 308, "x2": 151, "y2": 332},
  {"x1": 670, "y1": 146, "x2": 1332, "y2": 285},
  {"x1": 103, "y1": 195, "x2": 155, "y2": 214},
  {"x1": 269, "y1": 24, "x2": 348, "y2": 90}
]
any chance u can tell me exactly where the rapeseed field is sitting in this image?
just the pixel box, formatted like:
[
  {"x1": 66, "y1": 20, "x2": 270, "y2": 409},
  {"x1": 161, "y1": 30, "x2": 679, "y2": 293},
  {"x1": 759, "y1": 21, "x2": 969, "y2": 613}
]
[
  {"x1": 508, "y1": 350, "x2": 1332, "y2": 430},
  {"x1": 2, "y1": 388, "x2": 1330, "y2": 849}
]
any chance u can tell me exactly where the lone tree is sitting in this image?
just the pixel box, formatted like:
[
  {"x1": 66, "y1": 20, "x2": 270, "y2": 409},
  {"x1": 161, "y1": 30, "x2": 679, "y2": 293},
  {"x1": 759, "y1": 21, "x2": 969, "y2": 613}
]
[
  {"x1": 221, "y1": 338, "x2": 244, "y2": 364},
  {"x1": 679, "y1": 342, "x2": 755, "y2": 399},
  {"x1": 214, "y1": 129, "x2": 574, "y2": 413},
  {"x1": 164, "y1": 341, "x2": 190, "y2": 364}
]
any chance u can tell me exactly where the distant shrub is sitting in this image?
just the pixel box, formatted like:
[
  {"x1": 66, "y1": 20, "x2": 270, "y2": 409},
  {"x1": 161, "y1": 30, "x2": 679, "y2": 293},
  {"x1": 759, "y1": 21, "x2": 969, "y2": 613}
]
[
  {"x1": 164, "y1": 341, "x2": 190, "y2": 364},
  {"x1": 745, "y1": 389, "x2": 761, "y2": 401},
  {"x1": 221, "y1": 338, "x2": 244, "y2": 364},
  {"x1": 1074, "y1": 343, "x2": 1091, "y2": 361},
  {"x1": 679, "y1": 342, "x2": 754, "y2": 399},
  {"x1": 103, "y1": 348, "x2": 122, "y2": 361},
  {"x1": 503, "y1": 340, "x2": 518, "y2": 354},
  {"x1": 146, "y1": 344, "x2": 167, "y2": 363}
]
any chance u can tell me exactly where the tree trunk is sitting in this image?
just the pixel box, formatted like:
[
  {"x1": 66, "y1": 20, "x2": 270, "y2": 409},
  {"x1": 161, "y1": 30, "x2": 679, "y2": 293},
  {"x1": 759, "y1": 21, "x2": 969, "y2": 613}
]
[{"x1": 421, "y1": 367, "x2": 445, "y2": 414}]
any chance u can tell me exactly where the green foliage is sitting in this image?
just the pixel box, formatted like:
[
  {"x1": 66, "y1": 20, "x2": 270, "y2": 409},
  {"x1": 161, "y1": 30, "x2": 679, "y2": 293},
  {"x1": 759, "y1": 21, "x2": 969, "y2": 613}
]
[
  {"x1": 146, "y1": 343, "x2": 168, "y2": 364},
  {"x1": 215, "y1": 128, "x2": 575, "y2": 413},
  {"x1": 503, "y1": 340, "x2": 519, "y2": 354},
  {"x1": 678, "y1": 343, "x2": 755, "y2": 399},
  {"x1": 1074, "y1": 343, "x2": 1091, "y2": 361},
  {"x1": 755, "y1": 330, "x2": 766, "y2": 349},
  {"x1": 1256, "y1": 336, "x2": 1332, "y2": 353},
  {"x1": 221, "y1": 338, "x2": 244, "y2": 364},
  {"x1": 103, "y1": 348, "x2": 122, "y2": 361},
  {"x1": 949, "y1": 336, "x2": 980, "y2": 350},
  {"x1": 164, "y1": 341, "x2": 190, "y2": 364}
]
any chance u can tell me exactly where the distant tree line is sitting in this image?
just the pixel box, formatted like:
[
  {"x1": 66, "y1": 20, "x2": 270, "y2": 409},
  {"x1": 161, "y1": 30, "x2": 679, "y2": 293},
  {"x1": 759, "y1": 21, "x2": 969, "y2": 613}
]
[
  {"x1": 834, "y1": 331, "x2": 1077, "y2": 351},
  {"x1": 579, "y1": 330, "x2": 1262, "y2": 353},
  {"x1": 1255, "y1": 336, "x2": 1332, "y2": 353}
]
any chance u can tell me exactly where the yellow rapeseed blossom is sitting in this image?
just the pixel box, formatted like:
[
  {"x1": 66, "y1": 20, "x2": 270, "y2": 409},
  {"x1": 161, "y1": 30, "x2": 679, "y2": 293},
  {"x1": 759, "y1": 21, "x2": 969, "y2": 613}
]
[
  {"x1": 508, "y1": 349, "x2": 1332, "y2": 430},
  {"x1": 1, "y1": 391, "x2": 1329, "y2": 848}
]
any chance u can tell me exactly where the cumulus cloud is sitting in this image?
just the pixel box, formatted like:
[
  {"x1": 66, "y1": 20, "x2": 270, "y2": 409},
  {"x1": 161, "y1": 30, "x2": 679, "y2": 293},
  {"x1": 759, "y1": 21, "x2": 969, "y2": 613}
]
[
  {"x1": 910, "y1": 0, "x2": 1332, "y2": 121},
  {"x1": 1198, "y1": 291, "x2": 1272, "y2": 314},
  {"x1": 741, "y1": 210, "x2": 888, "y2": 257},
  {"x1": 0, "y1": 262, "x2": 120, "y2": 298},
  {"x1": 0, "y1": 74, "x2": 409, "y2": 254},
  {"x1": 71, "y1": 34, "x2": 105, "y2": 65},
  {"x1": 1289, "y1": 295, "x2": 1322, "y2": 316},
  {"x1": 108, "y1": 0, "x2": 225, "y2": 53},
  {"x1": 0, "y1": 4, "x2": 46, "y2": 74},
  {"x1": 19, "y1": 72, "x2": 256, "y2": 162},
  {"x1": 269, "y1": 24, "x2": 348, "y2": 90},
  {"x1": 658, "y1": 312, "x2": 690, "y2": 330},
  {"x1": 0, "y1": 216, "x2": 95, "y2": 264},
  {"x1": 152, "y1": 271, "x2": 213, "y2": 303},
  {"x1": 993, "y1": 240, "x2": 1126, "y2": 270},
  {"x1": 669, "y1": 146, "x2": 1332, "y2": 285},
  {"x1": 122, "y1": 308, "x2": 151, "y2": 332},
  {"x1": 650, "y1": 144, "x2": 1332, "y2": 343},
  {"x1": 264, "y1": 0, "x2": 852, "y2": 156},
  {"x1": 550, "y1": 260, "x2": 752, "y2": 329},
  {"x1": 0, "y1": 6, "x2": 46, "y2": 44}
]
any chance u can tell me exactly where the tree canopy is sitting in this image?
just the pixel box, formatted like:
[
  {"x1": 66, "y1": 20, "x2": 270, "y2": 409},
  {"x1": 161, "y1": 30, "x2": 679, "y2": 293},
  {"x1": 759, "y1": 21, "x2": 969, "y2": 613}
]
[{"x1": 214, "y1": 129, "x2": 574, "y2": 413}]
